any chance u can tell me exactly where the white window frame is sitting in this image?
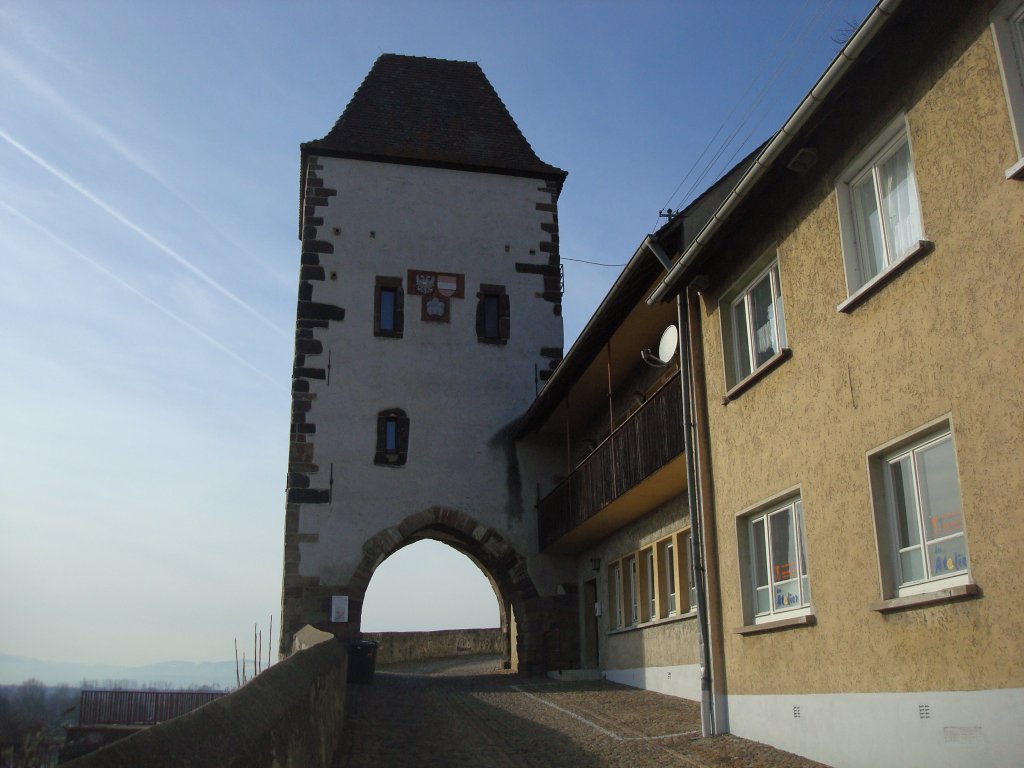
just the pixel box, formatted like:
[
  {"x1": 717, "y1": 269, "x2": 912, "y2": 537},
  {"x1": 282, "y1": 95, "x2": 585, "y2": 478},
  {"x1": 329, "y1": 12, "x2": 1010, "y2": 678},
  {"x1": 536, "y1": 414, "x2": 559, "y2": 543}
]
[
  {"x1": 661, "y1": 539, "x2": 677, "y2": 617},
  {"x1": 627, "y1": 556, "x2": 639, "y2": 626},
  {"x1": 992, "y1": 0, "x2": 1024, "y2": 177},
  {"x1": 868, "y1": 419, "x2": 971, "y2": 599},
  {"x1": 644, "y1": 549, "x2": 656, "y2": 620},
  {"x1": 608, "y1": 528, "x2": 696, "y2": 633},
  {"x1": 836, "y1": 115, "x2": 929, "y2": 304},
  {"x1": 609, "y1": 562, "x2": 623, "y2": 629},
  {"x1": 737, "y1": 492, "x2": 811, "y2": 625},
  {"x1": 720, "y1": 249, "x2": 788, "y2": 391},
  {"x1": 682, "y1": 532, "x2": 698, "y2": 613}
]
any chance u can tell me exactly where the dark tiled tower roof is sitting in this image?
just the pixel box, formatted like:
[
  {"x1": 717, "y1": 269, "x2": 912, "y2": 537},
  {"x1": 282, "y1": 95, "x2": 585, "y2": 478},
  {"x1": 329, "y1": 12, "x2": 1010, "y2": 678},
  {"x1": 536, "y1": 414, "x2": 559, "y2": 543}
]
[{"x1": 303, "y1": 54, "x2": 567, "y2": 184}]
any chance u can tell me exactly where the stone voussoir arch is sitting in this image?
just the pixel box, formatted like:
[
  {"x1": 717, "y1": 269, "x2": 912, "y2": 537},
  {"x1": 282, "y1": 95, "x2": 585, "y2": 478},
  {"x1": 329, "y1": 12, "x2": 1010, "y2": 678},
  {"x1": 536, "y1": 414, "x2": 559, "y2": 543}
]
[{"x1": 349, "y1": 506, "x2": 546, "y2": 672}]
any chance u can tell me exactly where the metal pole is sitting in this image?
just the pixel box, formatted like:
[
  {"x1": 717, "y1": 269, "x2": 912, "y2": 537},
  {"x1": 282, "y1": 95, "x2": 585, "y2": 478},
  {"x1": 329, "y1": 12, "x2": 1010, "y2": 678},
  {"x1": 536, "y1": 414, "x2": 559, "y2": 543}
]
[{"x1": 677, "y1": 292, "x2": 714, "y2": 737}]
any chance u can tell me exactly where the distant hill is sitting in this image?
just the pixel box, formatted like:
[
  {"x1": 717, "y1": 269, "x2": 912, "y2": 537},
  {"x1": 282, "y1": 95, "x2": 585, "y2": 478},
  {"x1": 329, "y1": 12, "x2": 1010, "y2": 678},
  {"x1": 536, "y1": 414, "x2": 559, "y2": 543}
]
[{"x1": 0, "y1": 653, "x2": 265, "y2": 689}]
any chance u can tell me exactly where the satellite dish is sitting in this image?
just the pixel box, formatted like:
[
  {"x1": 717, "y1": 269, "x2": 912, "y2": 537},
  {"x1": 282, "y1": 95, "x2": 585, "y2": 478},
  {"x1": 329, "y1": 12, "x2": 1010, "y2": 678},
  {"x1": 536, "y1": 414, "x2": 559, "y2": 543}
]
[{"x1": 657, "y1": 324, "x2": 678, "y2": 364}]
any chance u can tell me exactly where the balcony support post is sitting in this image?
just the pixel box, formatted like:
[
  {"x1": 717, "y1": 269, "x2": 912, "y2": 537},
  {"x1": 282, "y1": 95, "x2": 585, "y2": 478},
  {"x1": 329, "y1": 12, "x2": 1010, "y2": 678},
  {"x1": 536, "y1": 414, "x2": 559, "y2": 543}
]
[
  {"x1": 563, "y1": 398, "x2": 572, "y2": 475},
  {"x1": 606, "y1": 342, "x2": 617, "y2": 498}
]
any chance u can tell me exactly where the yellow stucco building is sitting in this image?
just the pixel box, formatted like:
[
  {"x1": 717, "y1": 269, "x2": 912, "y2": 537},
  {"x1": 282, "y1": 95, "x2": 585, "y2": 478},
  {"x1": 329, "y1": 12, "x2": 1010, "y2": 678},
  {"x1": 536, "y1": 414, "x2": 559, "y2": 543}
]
[{"x1": 523, "y1": 1, "x2": 1024, "y2": 764}]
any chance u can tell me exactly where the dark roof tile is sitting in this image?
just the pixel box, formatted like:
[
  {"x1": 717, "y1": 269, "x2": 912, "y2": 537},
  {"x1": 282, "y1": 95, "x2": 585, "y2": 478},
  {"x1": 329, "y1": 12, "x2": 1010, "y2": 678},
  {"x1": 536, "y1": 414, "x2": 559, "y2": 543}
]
[{"x1": 305, "y1": 54, "x2": 566, "y2": 182}]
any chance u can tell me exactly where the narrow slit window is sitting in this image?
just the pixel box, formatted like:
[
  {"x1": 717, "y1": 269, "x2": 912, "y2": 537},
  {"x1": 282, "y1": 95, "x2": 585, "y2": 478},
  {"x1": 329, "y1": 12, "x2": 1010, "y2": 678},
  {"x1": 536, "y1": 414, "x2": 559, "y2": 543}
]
[
  {"x1": 379, "y1": 288, "x2": 396, "y2": 332},
  {"x1": 476, "y1": 284, "x2": 509, "y2": 344},
  {"x1": 374, "y1": 277, "x2": 404, "y2": 338},
  {"x1": 374, "y1": 408, "x2": 409, "y2": 466}
]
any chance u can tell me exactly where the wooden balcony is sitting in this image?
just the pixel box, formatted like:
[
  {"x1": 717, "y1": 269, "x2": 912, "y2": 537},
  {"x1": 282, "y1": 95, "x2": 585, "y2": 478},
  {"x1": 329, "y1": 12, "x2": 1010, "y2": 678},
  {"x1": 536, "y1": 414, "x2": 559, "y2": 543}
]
[{"x1": 537, "y1": 372, "x2": 686, "y2": 553}]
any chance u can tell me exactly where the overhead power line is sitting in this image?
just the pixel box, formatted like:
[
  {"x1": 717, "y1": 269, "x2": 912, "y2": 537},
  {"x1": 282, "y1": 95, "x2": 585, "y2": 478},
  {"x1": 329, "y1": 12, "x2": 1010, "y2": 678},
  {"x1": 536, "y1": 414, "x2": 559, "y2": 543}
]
[
  {"x1": 653, "y1": 0, "x2": 837, "y2": 232},
  {"x1": 562, "y1": 256, "x2": 627, "y2": 267}
]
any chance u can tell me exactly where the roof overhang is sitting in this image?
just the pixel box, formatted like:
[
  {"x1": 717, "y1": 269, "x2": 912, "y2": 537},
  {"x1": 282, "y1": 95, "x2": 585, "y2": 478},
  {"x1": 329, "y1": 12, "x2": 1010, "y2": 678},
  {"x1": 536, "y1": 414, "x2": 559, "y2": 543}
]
[
  {"x1": 646, "y1": 0, "x2": 904, "y2": 305},
  {"x1": 515, "y1": 232, "x2": 669, "y2": 437}
]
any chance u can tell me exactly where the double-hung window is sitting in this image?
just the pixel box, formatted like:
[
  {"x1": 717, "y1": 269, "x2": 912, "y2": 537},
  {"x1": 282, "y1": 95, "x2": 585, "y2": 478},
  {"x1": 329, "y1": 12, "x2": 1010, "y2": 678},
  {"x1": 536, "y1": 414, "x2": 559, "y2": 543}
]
[
  {"x1": 721, "y1": 254, "x2": 788, "y2": 390},
  {"x1": 870, "y1": 424, "x2": 970, "y2": 598},
  {"x1": 837, "y1": 116, "x2": 928, "y2": 298},
  {"x1": 991, "y1": 0, "x2": 1024, "y2": 177},
  {"x1": 742, "y1": 497, "x2": 810, "y2": 623}
]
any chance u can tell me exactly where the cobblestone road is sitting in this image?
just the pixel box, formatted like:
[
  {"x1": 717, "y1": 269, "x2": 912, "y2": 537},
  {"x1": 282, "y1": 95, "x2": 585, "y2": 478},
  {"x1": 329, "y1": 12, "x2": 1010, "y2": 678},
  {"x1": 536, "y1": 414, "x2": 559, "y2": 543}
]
[{"x1": 335, "y1": 656, "x2": 830, "y2": 767}]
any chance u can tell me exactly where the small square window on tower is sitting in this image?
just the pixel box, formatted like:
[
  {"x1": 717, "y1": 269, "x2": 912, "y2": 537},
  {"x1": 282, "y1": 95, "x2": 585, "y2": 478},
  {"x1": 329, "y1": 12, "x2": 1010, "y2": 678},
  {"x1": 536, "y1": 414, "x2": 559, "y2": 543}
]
[
  {"x1": 374, "y1": 276, "x2": 404, "y2": 338},
  {"x1": 374, "y1": 408, "x2": 409, "y2": 466},
  {"x1": 476, "y1": 284, "x2": 510, "y2": 344}
]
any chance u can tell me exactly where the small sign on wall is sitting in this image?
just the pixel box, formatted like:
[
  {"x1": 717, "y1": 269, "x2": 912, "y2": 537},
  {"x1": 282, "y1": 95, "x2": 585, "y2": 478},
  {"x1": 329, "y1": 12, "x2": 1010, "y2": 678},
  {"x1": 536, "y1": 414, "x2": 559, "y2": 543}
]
[{"x1": 330, "y1": 595, "x2": 349, "y2": 623}]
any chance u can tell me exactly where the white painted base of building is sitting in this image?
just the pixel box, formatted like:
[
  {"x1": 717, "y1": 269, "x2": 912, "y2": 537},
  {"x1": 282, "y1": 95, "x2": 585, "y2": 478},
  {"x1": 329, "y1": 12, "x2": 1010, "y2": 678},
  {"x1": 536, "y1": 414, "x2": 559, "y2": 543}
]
[
  {"x1": 548, "y1": 668, "x2": 603, "y2": 682},
  {"x1": 727, "y1": 687, "x2": 1024, "y2": 768},
  {"x1": 602, "y1": 664, "x2": 701, "y2": 702}
]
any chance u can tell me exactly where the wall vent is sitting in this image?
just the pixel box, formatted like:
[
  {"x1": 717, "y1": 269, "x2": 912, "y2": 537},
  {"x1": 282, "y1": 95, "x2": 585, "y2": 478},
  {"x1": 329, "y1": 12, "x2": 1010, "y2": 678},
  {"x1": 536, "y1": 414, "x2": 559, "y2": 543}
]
[
  {"x1": 793, "y1": 706, "x2": 801, "y2": 718},
  {"x1": 786, "y1": 147, "x2": 818, "y2": 175},
  {"x1": 919, "y1": 704, "x2": 931, "y2": 719}
]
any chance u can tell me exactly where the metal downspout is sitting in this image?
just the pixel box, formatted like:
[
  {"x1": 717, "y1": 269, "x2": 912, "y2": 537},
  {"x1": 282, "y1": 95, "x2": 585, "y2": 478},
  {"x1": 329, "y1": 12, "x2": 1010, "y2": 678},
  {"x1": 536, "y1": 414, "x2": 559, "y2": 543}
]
[
  {"x1": 686, "y1": 280, "x2": 727, "y2": 735},
  {"x1": 676, "y1": 293, "x2": 714, "y2": 737}
]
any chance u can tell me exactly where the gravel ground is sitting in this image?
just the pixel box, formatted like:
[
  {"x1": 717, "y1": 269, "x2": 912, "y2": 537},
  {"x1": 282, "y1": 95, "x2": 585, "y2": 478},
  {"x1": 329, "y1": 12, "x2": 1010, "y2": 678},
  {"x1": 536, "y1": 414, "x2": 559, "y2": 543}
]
[{"x1": 335, "y1": 655, "x2": 831, "y2": 767}]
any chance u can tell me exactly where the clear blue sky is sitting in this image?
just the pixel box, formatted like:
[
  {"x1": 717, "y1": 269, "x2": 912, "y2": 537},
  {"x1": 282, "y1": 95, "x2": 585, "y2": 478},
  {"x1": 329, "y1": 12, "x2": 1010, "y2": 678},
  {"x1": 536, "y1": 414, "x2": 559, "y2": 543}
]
[{"x1": 0, "y1": 0, "x2": 875, "y2": 669}]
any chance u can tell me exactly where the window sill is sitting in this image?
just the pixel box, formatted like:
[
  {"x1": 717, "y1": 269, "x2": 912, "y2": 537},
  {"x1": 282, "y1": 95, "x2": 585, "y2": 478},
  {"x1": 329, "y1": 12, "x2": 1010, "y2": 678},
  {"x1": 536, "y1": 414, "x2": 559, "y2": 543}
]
[
  {"x1": 608, "y1": 610, "x2": 696, "y2": 635},
  {"x1": 870, "y1": 582, "x2": 979, "y2": 613},
  {"x1": 722, "y1": 348, "x2": 792, "y2": 404},
  {"x1": 837, "y1": 240, "x2": 934, "y2": 314},
  {"x1": 1005, "y1": 157, "x2": 1024, "y2": 180},
  {"x1": 734, "y1": 613, "x2": 815, "y2": 636}
]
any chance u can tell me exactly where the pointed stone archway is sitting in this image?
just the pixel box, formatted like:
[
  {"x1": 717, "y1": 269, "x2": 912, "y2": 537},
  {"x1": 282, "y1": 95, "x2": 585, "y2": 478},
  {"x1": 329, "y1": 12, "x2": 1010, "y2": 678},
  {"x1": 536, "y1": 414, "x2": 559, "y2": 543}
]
[{"x1": 338, "y1": 506, "x2": 562, "y2": 673}]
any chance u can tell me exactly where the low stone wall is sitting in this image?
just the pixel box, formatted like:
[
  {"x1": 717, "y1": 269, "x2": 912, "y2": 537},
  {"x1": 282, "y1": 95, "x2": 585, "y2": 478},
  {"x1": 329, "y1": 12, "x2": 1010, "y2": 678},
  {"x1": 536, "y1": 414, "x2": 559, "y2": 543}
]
[
  {"x1": 65, "y1": 638, "x2": 348, "y2": 768},
  {"x1": 364, "y1": 628, "x2": 503, "y2": 665}
]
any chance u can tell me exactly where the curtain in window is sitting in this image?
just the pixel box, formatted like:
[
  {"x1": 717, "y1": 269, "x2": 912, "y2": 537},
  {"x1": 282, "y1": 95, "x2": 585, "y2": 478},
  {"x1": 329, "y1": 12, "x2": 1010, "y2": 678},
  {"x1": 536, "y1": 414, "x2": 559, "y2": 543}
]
[
  {"x1": 880, "y1": 141, "x2": 922, "y2": 258},
  {"x1": 750, "y1": 274, "x2": 778, "y2": 366}
]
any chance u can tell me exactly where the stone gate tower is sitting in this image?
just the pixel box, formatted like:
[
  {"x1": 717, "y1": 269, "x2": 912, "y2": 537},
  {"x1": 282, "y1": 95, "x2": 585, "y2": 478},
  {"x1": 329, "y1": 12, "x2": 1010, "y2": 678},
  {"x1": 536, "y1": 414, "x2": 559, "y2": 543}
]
[{"x1": 280, "y1": 54, "x2": 576, "y2": 671}]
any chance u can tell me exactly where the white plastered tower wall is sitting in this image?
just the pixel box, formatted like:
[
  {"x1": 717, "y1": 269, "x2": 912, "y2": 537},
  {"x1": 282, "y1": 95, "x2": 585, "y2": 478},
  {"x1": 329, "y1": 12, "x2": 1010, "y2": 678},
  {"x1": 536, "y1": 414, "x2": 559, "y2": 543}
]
[
  {"x1": 300, "y1": 157, "x2": 567, "y2": 584},
  {"x1": 280, "y1": 56, "x2": 578, "y2": 671}
]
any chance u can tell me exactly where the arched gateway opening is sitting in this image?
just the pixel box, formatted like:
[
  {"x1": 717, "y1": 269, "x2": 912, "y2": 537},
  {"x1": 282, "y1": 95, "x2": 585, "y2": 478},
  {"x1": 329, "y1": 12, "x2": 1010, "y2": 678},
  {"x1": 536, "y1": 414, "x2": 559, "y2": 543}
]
[
  {"x1": 345, "y1": 507, "x2": 540, "y2": 672},
  {"x1": 361, "y1": 540, "x2": 500, "y2": 633}
]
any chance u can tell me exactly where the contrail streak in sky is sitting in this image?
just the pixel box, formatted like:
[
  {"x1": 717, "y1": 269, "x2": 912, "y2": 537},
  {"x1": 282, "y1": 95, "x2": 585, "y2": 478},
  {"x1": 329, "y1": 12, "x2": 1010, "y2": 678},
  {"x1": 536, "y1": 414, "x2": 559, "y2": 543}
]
[
  {"x1": 0, "y1": 129, "x2": 287, "y2": 336},
  {"x1": 0, "y1": 49, "x2": 294, "y2": 290},
  {"x1": 1, "y1": 200, "x2": 283, "y2": 389}
]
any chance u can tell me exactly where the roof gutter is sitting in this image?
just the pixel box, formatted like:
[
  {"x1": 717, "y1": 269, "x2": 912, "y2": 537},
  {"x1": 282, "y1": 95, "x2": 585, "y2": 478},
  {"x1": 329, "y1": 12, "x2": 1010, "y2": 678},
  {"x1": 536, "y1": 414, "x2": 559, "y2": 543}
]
[{"x1": 646, "y1": 0, "x2": 902, "y2": 305}]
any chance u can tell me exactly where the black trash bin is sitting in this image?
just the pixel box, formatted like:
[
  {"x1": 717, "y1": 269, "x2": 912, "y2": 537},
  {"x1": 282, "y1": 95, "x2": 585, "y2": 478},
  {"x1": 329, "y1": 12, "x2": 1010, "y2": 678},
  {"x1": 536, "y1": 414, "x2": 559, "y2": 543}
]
[{"x1": 347, "y1": 640, "x2": 379, "y2": 683}]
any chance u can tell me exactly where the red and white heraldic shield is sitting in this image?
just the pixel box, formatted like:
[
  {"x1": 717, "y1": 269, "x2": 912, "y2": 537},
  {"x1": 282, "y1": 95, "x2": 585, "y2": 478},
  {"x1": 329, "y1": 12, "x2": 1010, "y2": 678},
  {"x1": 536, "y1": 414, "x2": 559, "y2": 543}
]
[{"x1": 437, "y1": 274, "x2": 459, "y2": 297}]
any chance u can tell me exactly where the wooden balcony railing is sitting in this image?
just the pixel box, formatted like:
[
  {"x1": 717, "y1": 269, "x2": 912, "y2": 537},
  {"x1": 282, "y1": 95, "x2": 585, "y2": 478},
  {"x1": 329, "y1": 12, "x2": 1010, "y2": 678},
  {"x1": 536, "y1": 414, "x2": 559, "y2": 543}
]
[
  {"x1": 79, "y1": 689, "x2": 225, "y2": 726},
  {"x1": 537, "y1": 371, "x2": 684, "y2": 551}
]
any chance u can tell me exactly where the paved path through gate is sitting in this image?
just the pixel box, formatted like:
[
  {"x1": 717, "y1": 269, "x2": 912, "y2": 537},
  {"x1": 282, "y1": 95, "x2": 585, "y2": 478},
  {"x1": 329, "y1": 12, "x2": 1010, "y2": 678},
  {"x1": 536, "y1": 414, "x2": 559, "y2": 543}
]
[{"x1": 336, "y1": 656, "x2": 830, "y2": 767}]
